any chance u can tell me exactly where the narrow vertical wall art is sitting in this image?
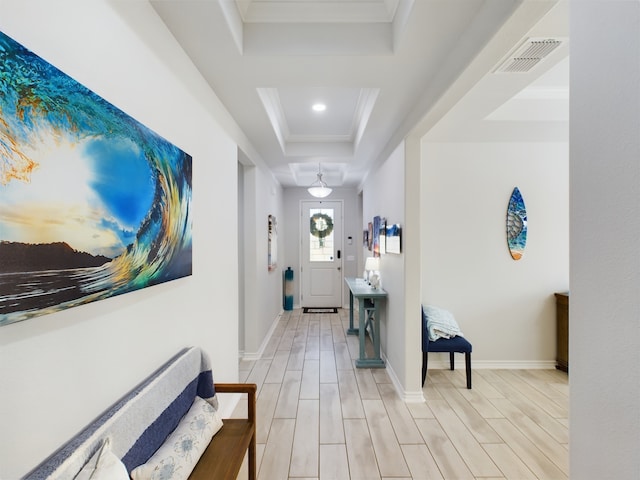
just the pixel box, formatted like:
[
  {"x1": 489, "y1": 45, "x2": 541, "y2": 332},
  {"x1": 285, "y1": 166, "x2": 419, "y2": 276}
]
[
  {"x1": 372, "y1": 215, "x2": 381, "y2": 257},
  {"x1": 268, "y1": 215, "x2": 277, "y2": 271},
  {"x1": 506, "y1": 187, "x2": 527, "y2": 260}
]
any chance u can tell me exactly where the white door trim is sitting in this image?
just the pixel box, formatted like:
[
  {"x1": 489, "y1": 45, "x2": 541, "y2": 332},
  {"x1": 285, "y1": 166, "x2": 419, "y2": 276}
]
[{"x1": 299, "y1": 199, "x2": 344, "y2": 308}]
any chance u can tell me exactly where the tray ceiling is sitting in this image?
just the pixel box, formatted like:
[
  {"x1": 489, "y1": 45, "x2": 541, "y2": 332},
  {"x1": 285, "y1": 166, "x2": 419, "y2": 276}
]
[{"x1": 151, "y1": 0, "x2": 567, "y2": 188}]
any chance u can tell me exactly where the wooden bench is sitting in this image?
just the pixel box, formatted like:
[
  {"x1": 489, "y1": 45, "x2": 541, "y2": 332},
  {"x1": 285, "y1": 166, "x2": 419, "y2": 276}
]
[
  {"x1": 191, "y1": 383, "x2": 256, "y2": 480},
  {"x1": 24, "y1": 347, "x2": 256, "y2": 480}
]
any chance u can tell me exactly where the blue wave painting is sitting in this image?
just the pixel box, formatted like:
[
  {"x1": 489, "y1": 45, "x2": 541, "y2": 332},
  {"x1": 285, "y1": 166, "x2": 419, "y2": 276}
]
[
  {"x1": 506, "y1": 187, "x2": 527, "y2": 260},
  {"x1": 0, "y1": 31, "x2": 192, "y2": 326}
]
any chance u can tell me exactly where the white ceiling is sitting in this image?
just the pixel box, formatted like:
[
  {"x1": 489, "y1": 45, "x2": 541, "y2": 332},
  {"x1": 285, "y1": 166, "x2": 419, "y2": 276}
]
[
  {"x1": 233, "y1": 0, "x2": 402, "y2": 24},
  {"x1": 151, "y1": 0, "x2": 569, "y2": 188},
  {"x1": 426, "y1": 2, "x2": 569, "y2": 143}
]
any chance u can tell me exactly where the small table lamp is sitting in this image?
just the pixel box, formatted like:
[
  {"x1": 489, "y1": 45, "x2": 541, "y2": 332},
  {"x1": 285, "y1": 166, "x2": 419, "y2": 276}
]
[{"x1": 364, "y1": 257, "x2": 380, "y2": 287}]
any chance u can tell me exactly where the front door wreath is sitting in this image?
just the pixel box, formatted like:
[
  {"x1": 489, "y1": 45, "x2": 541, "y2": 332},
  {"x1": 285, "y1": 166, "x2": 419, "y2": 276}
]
[{"x1": 310, "y1": 213, "x2": 333, "y2": 247}]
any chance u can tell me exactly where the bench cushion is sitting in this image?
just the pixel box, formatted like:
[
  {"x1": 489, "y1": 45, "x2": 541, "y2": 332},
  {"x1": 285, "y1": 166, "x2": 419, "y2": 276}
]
[
  {"x1": 25, "y1": 347, "x2": 218, "y2": 480},
  {"x1": 427, "y1": 335, "x2": 472, "y2": 353}
]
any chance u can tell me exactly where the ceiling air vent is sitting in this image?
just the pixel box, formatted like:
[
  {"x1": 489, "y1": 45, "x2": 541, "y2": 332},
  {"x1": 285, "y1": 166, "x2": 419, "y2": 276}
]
[{"x1": 495, "y1": 38, "x2": 562, "y2": 73}]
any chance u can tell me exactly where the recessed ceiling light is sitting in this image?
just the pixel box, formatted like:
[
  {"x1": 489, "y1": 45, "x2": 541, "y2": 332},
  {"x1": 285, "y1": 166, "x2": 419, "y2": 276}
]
[{"x1": 312, "y1": 103, "x2": 326, "y2": 112}]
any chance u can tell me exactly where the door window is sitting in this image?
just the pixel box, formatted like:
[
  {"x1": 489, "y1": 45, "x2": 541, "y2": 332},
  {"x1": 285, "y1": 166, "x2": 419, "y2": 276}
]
[{"x1": 309, "y1": 208, "x2": 335, "y2": 262}]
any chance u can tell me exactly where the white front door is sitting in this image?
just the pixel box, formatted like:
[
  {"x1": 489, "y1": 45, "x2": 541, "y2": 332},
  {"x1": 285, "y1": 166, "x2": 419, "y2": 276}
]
[{"x1": 301, "y1": 201, "x2": 343, "y2": 308}]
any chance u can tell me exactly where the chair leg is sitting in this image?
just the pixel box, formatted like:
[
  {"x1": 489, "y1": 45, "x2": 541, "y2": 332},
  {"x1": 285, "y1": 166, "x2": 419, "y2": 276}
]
[
  {"x1": 449, "y1": 352, "x2": 455, "y2": 370},
  {"x1": 465, "y1": 352, "x2": 472, "y2": 389},
  {"x1": 422, "y1": 352, "x2": 428, "y2": 387}
]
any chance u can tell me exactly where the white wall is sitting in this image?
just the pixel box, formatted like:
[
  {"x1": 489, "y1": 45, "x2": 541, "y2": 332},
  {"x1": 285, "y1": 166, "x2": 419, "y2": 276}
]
[
  {"x1": 570, "y1": 2, "x2": 640, "y2": 477},
  {"x1": 282, "y1": 187, "x2": 361, "y2": 308},
  {"x1": 0, "y1": 2, "x2": 241, "y2": 477},
  {"x1": 421, "y1": 142, "x2": 569, "y2": 366},
  {"x1": 242, "y1": 164, "x2": 284, "y2": 357},
  {"x1": 238, "y1": 161, "x2": 246, "y2": 353},
  {"x1": 362, "y1": 143, "x2": 414, "y2": 395}
]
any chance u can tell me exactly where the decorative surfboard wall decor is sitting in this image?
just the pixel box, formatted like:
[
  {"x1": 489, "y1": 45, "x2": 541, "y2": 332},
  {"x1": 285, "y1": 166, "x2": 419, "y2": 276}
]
[{"x1": 506, "y1": 187, "x2": 527, "y2": 260}]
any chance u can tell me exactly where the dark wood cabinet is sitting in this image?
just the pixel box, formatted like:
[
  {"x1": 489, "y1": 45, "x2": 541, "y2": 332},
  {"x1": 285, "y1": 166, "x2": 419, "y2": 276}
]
[{"x1": 555, "y1": 292, "x2": 569, "y2": 372}]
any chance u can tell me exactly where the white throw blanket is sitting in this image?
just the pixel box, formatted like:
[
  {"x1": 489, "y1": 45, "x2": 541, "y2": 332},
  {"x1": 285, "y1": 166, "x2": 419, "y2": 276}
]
[{"x1": 424, "y1": 305, "x2": 463, "y2": 341}]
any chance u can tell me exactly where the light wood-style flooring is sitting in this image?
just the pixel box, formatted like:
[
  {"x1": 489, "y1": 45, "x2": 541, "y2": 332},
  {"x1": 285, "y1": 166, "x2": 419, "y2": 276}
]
[{"x1": 232, "y1": 308, "x2": 569, "y2": 480}]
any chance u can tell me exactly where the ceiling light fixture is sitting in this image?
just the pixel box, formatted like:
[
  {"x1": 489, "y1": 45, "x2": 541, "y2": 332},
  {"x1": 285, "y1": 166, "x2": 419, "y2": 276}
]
[
  {"x1": 307, "y1": 164, "x2": 332, "y2": 198},
  {"x1": 312, "y1": 103, "x2": 326, "y2": 112}
]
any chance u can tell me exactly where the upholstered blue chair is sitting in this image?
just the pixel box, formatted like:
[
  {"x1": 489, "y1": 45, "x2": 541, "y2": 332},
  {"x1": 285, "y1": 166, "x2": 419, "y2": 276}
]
[{"x1": 422, "y1": 306, "x2": 472, "y2": 389}]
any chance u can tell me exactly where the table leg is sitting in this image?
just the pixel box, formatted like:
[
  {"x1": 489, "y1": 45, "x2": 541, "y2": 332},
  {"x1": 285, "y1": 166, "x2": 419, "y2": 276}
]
[
  {"x1": 355, "y1": 298, "x2": 385, "y2": 368},
  {"x1": 347, "y1": 289, "x2": 358, "y2": 335},
  {"x1": 358, "y1": 298, "x2": 366, "y2": 363},
  {"x1": 372, "y1": 299, "x2": 381, "y2": 362}
]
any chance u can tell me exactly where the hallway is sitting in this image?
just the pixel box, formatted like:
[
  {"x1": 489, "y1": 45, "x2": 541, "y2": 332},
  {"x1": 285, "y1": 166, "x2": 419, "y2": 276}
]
[{"x1": 233, "y1": 308, "x2": 569, "y2": 479}]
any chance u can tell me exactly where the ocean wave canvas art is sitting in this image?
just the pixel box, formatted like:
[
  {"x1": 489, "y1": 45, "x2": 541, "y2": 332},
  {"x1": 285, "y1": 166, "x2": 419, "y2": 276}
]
[{"x1": 0, "y1": 31, "x2": 192, "y2": 326}]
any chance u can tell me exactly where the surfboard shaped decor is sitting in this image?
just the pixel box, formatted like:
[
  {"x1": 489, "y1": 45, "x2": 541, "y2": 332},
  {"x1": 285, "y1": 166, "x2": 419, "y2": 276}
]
[{"x1": 506, "y1": 187, "x2": 527, "y2": 260}]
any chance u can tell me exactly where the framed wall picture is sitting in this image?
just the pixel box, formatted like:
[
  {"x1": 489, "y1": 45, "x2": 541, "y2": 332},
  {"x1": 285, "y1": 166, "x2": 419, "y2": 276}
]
[
  {"x1": 386, "y1": 224, "x2": 402, "y2": 254},
  {"x1": 0, "y1": 30, "x2": 192, "y2": 326}
]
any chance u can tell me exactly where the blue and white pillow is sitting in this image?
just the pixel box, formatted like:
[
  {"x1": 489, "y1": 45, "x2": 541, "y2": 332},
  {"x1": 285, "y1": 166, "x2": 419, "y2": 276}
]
[{"x1": 130, "y1": 396, "x2": 223, "y2": 480}]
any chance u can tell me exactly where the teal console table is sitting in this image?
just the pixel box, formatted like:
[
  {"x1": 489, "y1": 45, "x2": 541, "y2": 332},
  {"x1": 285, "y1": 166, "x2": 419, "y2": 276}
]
[{"x1": 345, "y1": 277, "x2": 387, "y2": 368}]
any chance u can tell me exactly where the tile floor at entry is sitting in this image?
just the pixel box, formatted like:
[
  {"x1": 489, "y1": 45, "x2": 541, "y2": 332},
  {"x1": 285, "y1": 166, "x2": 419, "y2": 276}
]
[{"x1": 231, "y1": 308, "x2": 569, "y2": 480}]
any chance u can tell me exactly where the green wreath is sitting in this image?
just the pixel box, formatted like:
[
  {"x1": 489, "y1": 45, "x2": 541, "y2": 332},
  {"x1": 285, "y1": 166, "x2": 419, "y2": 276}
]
[{"x1": 310, "y1": 213, "x2": 334, "y2": 240}]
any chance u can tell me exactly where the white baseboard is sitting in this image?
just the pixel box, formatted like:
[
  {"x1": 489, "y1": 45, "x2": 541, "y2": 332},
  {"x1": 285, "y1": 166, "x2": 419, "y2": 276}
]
[
  {"x1": 241, "y1": 312, "x2": 282, "y2": 361},
  {"x1": 427, "y1": 357, "x2": 556, "y2": 370},
  {"x1": 382, "y1": 352, "x2": 426, "y2": 404},
  {"x1": 375, "y1": 352, "x2": 556, "y2": 403}
]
